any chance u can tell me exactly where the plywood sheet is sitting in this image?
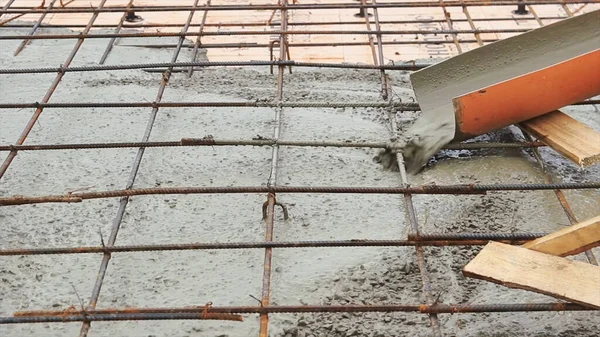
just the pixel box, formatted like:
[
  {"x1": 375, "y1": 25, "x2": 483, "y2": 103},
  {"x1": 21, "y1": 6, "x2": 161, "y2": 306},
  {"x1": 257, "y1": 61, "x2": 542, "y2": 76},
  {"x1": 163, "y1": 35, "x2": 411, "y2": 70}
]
[
  {"x1": 520, "y1": 110, "x2": 600, "y2": 168},
  {"x1": 463, "y1": 242, "x2": 600, "y2": 309}
]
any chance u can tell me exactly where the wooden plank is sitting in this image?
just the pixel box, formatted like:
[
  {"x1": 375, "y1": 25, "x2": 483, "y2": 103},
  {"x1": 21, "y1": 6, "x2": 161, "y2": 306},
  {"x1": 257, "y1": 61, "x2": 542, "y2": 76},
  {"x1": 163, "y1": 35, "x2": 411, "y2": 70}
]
[
  {"x1": 520, "y1": 110, "x2": 600, "y2": 168},
  {"x1": 522, "y1": 215, "x2": 600, "y2": 256},
  {"x1": 463, "y1": 242, "x2": 600, "y2": 309}
]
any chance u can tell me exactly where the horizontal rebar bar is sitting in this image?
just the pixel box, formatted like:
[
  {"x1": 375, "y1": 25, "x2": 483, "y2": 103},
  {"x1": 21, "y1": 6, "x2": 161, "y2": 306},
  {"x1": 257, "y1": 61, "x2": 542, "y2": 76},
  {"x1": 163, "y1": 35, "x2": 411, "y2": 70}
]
[
  {"x1": 112, "y1": 39, "x2": 502, "y2": 50},
  {"x1": 0, "y1": 101, "x2": 421, "y2": 109},
  {"x1": 1, "y1": 312, "x2": 243, "y2": 323},
  {"x1": 1, "y1": 183, "x2": 599, "y2": 206},
  {"x1": 1, "y1": 1, "x2": 596, "y2": 14},
  {"x1": 0, "y1": 237, "x2": 541, "y2": 256},
  {"x1": 0, "y1": 60, "x2": 428, "y2": 74},
  {"x1": 0, "y1": 16, "x2": 570, "y2": 29},
  {"x1": 0, "y1": 28, "x2": 534, "y2": 40},
  {"x1": 0, "y1": 139, "x2": 546, "y2": 152},
  {"x1": 3, "y1": 303, "x2": 593, "y2": 324},
  {"x1": 408, "y1": 233, "x2": 546, "y2": 241},
  {"x1": 1, "y1": 100, "x2": 598, "y2": 110}
]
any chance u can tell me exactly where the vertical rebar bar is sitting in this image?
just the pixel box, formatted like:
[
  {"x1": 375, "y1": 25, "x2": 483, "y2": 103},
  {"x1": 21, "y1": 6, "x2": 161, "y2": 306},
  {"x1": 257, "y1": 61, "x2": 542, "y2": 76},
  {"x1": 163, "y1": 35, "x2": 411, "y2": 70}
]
[
  {"x1": 187, "y1": 0, "x2": 211, "y2": 78},
  {"x1": 560, "y1": 2, "x2": 574, "y2": 16},
  {"x1": 370, "y1": 0, "x2": 389, "y2": 100},
  {"x1": 388, "y1": 61, "x2": 444, "y2": 337},
  {"x1": 528, "y1": 5, "x2": 545, "y2": 26},
  {"x1": 13, "y1": 0, "x2": 59, "y2": 56},
  {"x1": 259, "y1": 1, "x2": 288, "y2": 335},
  {"x1": 461, "y1": 0, "x2": 483, "y2": 46},
  {"x1": 374, "y1": 3, "x2": 440, "y2": 333},
  {"x1": 393, "y1": 141, "x2": 444, "y2": 337},
  {"x1": 99, "y1": 0, "x2": 133, "y2": 64},
  {"x1": 0, "y1": 0, "x2": 106, "y2": 180},
  {"x1": 78, "y1": 1, "x2": 202, "y2": 336},
  {"x1": 439, "y1": 0, "x2": 462, "y2": 54},
  {"x1": 358, "y1": 0, "x2": 379, "y2": 66}
]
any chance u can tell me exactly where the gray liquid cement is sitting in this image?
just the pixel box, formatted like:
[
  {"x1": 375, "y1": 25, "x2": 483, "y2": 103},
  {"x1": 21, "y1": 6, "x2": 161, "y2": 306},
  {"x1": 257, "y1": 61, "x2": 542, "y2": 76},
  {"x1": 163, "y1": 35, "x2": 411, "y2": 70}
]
[
  {"x1": 401, "y1": 10, "x2": 600, "y2": 175},
  {"x1": 1, "y1": 24, "x2": 600, "y2": 337}
]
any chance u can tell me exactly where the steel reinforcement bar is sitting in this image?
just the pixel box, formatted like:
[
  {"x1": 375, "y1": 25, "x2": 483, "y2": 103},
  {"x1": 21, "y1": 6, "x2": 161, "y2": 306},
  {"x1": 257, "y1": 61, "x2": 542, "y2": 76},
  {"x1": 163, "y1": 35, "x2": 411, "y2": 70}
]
[
  {"x1": 0, "y1": 236, "x2": 547, "y2": 256},
  {"x1": 1, "y1": 303, "x2": 594, "y2": 325},
  {"x1": 0, "y1": 60, "x2": 429, "y2": 74},
  {"x1": 2, "y1": 182, "x2": 600, "y2": 206},
  {"x1": 0, "y1": 139, "x2": 547, "y2": 151},
  {"x1": 1, "y1": 100, "x2": 598, "y2": 110},
  {"x1": 1, "y1": 1, "x2": 597, "y2": 14},
  {"x1": 0, "y1": 15, "x2": 576, "y2": 29},
  {"x1": 0, "y1": 28, "x2": 538, "y2": 40}
]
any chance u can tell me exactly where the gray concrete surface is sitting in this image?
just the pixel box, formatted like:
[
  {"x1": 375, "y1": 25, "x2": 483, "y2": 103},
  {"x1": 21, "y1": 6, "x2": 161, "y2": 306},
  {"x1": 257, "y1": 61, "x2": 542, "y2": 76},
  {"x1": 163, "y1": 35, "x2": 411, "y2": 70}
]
[{"x1": 1, "y1": 25, "x2": 599, "y2": 337}]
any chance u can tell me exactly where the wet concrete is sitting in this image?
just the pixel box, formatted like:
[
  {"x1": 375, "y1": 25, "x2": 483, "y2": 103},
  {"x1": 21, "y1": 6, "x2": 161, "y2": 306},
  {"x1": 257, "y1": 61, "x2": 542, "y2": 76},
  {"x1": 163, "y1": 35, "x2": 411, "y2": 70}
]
[{"x1": 1, "y1": 24, "x2": 600, "y2": 337}]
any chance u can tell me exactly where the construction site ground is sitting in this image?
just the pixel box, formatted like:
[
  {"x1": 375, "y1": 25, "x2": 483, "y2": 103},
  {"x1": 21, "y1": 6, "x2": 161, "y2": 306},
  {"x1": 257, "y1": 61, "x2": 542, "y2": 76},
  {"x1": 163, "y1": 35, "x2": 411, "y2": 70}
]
[{"x1": 1, "y1": 2, "x2": 600, "y2": 337}]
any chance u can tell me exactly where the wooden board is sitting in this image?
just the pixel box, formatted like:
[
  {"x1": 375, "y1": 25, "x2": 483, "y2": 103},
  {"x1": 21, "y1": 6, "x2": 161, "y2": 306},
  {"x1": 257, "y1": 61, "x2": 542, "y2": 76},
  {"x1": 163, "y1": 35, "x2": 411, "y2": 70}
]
[
  {"x1": 463, "y1": 242, "x2": 600, "y2": 309},
  {"x1": 522, "y1": 215, "x2": 600, "y2": 256},
  {"x1": 520, "y1": 110, "x2": 600, "y2": 168}
]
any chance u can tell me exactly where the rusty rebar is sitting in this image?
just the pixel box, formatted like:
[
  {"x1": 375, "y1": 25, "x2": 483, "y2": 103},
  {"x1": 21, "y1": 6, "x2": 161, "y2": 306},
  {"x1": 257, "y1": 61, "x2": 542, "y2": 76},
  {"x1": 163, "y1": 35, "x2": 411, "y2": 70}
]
[
  {"x1": 1, "y1": 100, "x2": 597, "y2": 110},
  {"x1": 0, "y1": 101, "x2": 421, "y2": 109},
  {"x1": 2, "y1": 183, "x2": 600, "y2": 206},
  {"x1": 0, "y1": 15, "x2": 572, "y2": 29},
  {"x1": 78, "y1": 3, "x2": 202, "y2": 337},
  {"x1": 56, "y1": 0, "x2": 119, "y2": 335},
  {"x1": 358, "y1": 0, "x2": 378, "y2": 66},
  {"x1": 258, "y1": 2, "x2": 289, "y2": 335},
  {"x1": 4, "y1": 303, "x2": 592, "y2": 324},
  {"x1": 0, "y1": 60, "x2": 428, "y2": 74},
  {"x1": 461, "y1": 0, "x2": 484, "y2": 46},
  {"x1": 1, "y1": 1, "x2": 596, "y2": 14},
  {"x1": 370, "y1": 0, "x2": 389, "y2": 100},
  {"x1": 69, "y1": 38, "x2": 519, "y2": 49},
  {"x1": 388, "y1": 77, "x2": 443, "y2": 337},
  {"x1": 0, "y1": 28, "x2": 537, "y2": 40},
  {"x1": 187, "y1": 0, "x2": 211, "y2": 78},
  {"x1": 98, "y1": 0, "x2": 133, "y2": 64},
  {"x1": 408, "y1": 232, "x2": 546, "y2": 241},
  {"x1": 0, "y1": 139, "x2": 546, "y2": 152},
  {"x1": 441, "y1": 0, "x2": 462, "y2": 54},
  {"x1": 0, "y1": 238, "x2": 541, "y2": 257}
]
